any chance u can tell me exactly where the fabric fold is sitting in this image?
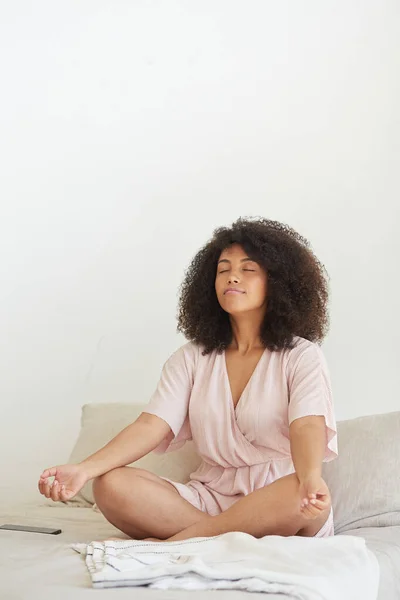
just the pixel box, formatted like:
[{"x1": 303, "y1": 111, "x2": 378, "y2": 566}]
[{"x1": 71, "y1": 531, "x2": 379, "y2": 599}]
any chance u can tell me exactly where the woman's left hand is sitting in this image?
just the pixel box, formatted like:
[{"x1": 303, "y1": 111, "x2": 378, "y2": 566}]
[{"x1": 298, "y1": 473, "x2": 331, "y2": 520}]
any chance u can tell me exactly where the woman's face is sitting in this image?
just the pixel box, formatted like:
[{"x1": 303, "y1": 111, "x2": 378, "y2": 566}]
[{"x1": 215, "y1": 243, "x2": 268, "y2": 315}]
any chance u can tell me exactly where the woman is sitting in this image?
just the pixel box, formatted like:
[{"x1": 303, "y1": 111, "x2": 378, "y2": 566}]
[{"x1": 38, "y1": 216, "x2": 338, "y2": 542}]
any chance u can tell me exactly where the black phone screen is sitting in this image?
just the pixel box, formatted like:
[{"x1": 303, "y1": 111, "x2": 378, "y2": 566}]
[{"x1": 0, "y1": 524, "x2": 62, "y2": 535}]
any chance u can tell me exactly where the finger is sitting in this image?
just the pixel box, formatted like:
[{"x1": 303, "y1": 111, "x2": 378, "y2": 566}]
[
  {"x1": 50, "y1": 481, "x2": 57, "y2": 501},
  {"x1": 55, "y1": 485, "x2": 65, "y2": 502},
  {"x1": 42, "y1": 479, "x2": 49, "y2": 498},
  {"x1": 38, "y1": 479, "x2": 47, "y2": 496},
  {"x1": 310, "y1": 498, "x2": 329, "y2": 510},
  {"x1": 315, "y1": 492, "x2": 329, "y2": 501},
  {"x1": 308, "y1": 503, "x2": 321, "y2": 516},
  {"x1": 300, "y1": 506, "x2": 314, "y2": 520},
  {"x1": 301, "y1": 503, "x2": 315, "y2": 514},
  {"x1": 44, "y1": 480, "x2": 53, "y2": 499},
  {"x1": 40, "y1": 468, "x2": 57, "y2": 480},
  {"x1": 59, "y1": 485, "x2": 71, "y2": 502},
  {"x1": 50, "y1": 480, "x2": 61, "y2": 502},
  {"x1": 53, "y1": 482, "x2": 63, "y2": 502},
  {"x1": 302, "y1": 501, "x2": 321, "y2": 515},
  {"x1": 59, "y1": 485, "x2": 67, "y2": 501},
  {"x1": 40, "y1": 476, "x2": 53, "y2": 495},
  {"x1": 301, "y1": 505, "x2": 320, "y2": 519},
  {"x1": 307, "y1": 493, "x2": 317, "y2": 500}
]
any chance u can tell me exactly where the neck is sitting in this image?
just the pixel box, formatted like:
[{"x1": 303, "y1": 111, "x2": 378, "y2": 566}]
[{"x1": 228, "y1": 312, "x2": 265, "y2": 354}]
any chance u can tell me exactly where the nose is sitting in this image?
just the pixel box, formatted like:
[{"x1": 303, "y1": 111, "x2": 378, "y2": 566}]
[{"x1": 227, "y1": 272, "x2": 239, "y2": 284}]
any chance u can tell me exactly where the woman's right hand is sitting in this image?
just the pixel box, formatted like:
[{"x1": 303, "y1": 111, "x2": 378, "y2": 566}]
[{"x1": 38, "y1": 464, "x2": 89, "y2": 502}]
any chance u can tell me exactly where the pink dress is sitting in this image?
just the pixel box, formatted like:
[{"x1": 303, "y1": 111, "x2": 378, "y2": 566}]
[{"x1": 143, "y1": 335, "x2": 338, "y2": 538}]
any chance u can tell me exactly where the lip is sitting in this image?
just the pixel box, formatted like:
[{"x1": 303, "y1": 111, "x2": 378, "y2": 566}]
[{"x1": 224, "y1": 289, "x2": 245, "y2": 295}]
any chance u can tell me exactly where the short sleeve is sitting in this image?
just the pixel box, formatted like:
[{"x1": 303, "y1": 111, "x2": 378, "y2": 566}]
[
  {"x1": 287, "y1": 342, "x2": 338, "y2": 462},
  {"x1": 142, "y1": 342, "x2": 197, "y2": 454}
]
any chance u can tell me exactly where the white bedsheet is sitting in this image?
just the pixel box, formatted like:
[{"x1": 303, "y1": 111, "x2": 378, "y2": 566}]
[
  {"x1": 71, "y1": 531, "x2": 379, "y2": 599},
  {"x1": 1, "y1": 500, "x2": 399, "y2": 600}
]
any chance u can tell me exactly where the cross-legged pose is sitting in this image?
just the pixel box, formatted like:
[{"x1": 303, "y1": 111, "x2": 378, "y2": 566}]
[{"x1": 39, "y1": 217, "x2": 338, "y2": 543}]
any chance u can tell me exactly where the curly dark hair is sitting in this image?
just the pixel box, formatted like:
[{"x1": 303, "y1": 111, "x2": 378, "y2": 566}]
[{"x1": 176, "y1": 216, "x2": 330, "y2": 355}]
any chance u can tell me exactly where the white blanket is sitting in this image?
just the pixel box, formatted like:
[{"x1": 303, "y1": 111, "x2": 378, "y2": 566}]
[{"x1": 71, "y1": 531, "x2": 379, "y2": 599}]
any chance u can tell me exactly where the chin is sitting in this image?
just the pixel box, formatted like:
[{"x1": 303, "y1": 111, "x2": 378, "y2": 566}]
[{"x1": 223, "y1": 305, "x2": 251, "y2": 315}]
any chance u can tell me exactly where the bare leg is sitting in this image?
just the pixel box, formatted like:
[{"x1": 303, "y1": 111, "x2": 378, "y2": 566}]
[
  {"x1": 157, "y1": 473, "x2": 331, "y2": 542},
  {"x1": 92, "y1": 466, "x2": 210, "y2": 540}
]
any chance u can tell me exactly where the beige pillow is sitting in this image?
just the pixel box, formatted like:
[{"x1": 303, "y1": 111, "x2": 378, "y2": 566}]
[
  {"x1": 66, "y1": 403, "x2": 202, "y2": 507},
  {"x1": 322, "y1": 411, "x2": 400, "y2": 534}
]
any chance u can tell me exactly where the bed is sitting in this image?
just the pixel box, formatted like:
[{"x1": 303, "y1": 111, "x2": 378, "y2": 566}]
[
  {"x1": 2, "y1": 404, "x2": 399, "y2": 599},
  {"x1": 1, "y1": 500, "x2": 399, "y2": 599}
]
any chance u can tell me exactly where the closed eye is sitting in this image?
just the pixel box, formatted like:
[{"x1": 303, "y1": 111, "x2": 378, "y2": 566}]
[{"x1": 218, "y1": 269, "x2": 255, "y2": 274}]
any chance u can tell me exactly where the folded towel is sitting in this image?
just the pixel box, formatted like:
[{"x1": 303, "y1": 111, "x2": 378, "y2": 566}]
[{"x1": 71, "y1": 531, "x2": 379, "y2": 599}]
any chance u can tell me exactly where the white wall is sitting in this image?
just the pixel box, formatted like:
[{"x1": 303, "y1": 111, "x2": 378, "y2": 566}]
[{"x1": 1, "y1": 1, "x2": 398, "y2": 502}]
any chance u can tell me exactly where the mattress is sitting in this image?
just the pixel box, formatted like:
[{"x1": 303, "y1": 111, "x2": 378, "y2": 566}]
[{"x1": 1, "y1": 499, "x2": 399, "y2": 600}]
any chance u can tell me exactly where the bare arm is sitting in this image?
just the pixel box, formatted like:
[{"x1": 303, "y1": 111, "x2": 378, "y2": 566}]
[
  {"x1": 289, "y1": 415, "x2": 326, "y2": 480},
  {"x1": 79, "y1": 412, "x2": 171, "y2": 479}
]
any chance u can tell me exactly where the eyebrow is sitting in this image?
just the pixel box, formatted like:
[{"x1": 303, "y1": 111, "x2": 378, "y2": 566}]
[{"x1": 217, "y1": 257, "x2": 256, "y2": 265}]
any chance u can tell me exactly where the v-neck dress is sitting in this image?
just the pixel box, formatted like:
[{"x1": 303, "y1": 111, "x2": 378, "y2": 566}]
[{"x1": 143, "y1": 335, "x2": 338, "y2": 537}]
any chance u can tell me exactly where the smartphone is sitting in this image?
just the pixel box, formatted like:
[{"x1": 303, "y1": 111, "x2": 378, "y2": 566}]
[{"x1": 0, "y1": 523, "x2": 62, "y2": 535}]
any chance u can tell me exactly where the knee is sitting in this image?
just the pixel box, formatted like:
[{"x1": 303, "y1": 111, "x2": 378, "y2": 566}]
[
  {"x1": 92, "y1": 466, "x2": 148, "y2": 503},
  {"x1": 92, "y1": 467, "x2": 127, "y2": 503}
]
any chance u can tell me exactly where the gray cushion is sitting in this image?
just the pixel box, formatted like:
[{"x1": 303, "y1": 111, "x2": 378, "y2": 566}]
[{"x1": 322, "y1": 411, "x2": 400, "y2": 534}]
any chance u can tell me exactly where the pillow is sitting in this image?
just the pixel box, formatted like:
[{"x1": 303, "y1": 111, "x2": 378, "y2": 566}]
[
  {"x1": 322, "y1": 411, "x2": 400, "y2": 534},
  {"x1": 66, "y1": 403, "x2": 202, "y2": 507}
]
